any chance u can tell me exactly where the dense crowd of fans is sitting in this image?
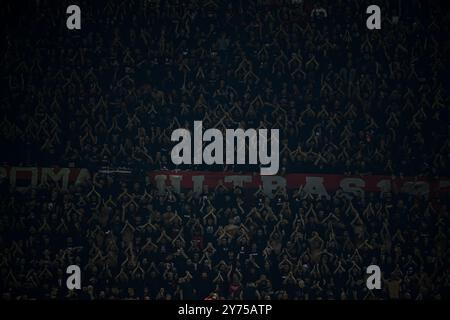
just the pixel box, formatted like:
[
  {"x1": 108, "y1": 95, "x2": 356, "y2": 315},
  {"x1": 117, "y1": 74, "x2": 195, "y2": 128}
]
[
  {"x1": 0, "y1": 173, "x2": 449, "y2": 300},
  {"x1": 0, "y1": 0, "x2": 449, "y2": 300},
  {"x1": 1, "y1": 0, "x2": 449, "y2": 176}
]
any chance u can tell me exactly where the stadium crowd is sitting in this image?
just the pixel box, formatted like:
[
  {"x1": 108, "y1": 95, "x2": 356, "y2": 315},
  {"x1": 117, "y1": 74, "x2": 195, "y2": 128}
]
[
  {"x1": 0, "y1": 0, "x2": 449, "y2": 300},
  {"x1": 1, "y1": 0, "x2": 449, "y2": 176},
  {"x1": 0, "y1": 172, "x2": 449, "y2": 300}
]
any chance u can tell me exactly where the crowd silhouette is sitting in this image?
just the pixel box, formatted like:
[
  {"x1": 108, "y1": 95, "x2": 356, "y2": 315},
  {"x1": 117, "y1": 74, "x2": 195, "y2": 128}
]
[{"x1": 0, "y1": 0, "x2": 449, "y2": 300}]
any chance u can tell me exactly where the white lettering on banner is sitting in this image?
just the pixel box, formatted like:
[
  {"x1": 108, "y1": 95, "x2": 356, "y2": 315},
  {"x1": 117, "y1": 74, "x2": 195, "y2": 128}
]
[
  {"x1": 376, "y1": 179, "x2": 392, "y2": 194},
  {"x1": 169, "y1": 175, "x2": 182, "y2": 193},
  {"x1": 192, "y1": 175, "x2": 205, "y2": 194},
  {"x1": 150, "y1": 172, "x2": 448, "y2": 199},
  {"x1": 224, "y1": 175, "x2": 252, "y2": 188},
  {"x1": 154, "y1": 174, "x2": 167, "y2": 193},
  {"x1": 0, "y1": 167, "x2": 90, "y2": 190},
  {"x1": 302, "y1": 176, "x2": 330, "y2": 199},
  {"x1": 42, "y1": 168, "x2": 70, "y2": 189},
  {"x1": 2, "y1": 168, "x2": 447, "y2": 199},
  {"x1": 261, "y1": 175, "x2": 286, "y2": 198},
  {"x1": 401, "y1": 181, "x2": 429, "y2": 196},
  {"x1": 340, "y1": 178, "x2": 366, "y2": 198},
  {"x1": 75, "y1": 169, "x2": 91, "y2": 185},
  {"x1": 154, "y1": 174, "x2": 183, "y2": 194}
]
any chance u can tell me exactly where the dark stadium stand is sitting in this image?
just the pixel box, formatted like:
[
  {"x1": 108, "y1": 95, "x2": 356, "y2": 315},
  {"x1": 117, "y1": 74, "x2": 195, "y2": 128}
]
[{"x1": 0, "y1": 0, "x2": 449, "y2": 300}]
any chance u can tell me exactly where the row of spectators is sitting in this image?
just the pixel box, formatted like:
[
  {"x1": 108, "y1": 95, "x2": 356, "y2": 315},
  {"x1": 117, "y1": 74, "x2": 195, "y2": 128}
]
[{"x1": 1, "y1": 0, "x2": 449, "y2": 176}]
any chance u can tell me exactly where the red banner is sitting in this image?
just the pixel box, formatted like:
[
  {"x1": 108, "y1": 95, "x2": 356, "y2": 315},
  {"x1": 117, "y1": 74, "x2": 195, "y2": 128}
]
[
  {"x1": 1, "y1": 167, "x2": 448, "y2": 199},
  {"x1": 149, "y1": 171, "x2": 450, "y2": 198},
  {"x1": 0, "y1": 167, "x2": 90, "y2": 190}
]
